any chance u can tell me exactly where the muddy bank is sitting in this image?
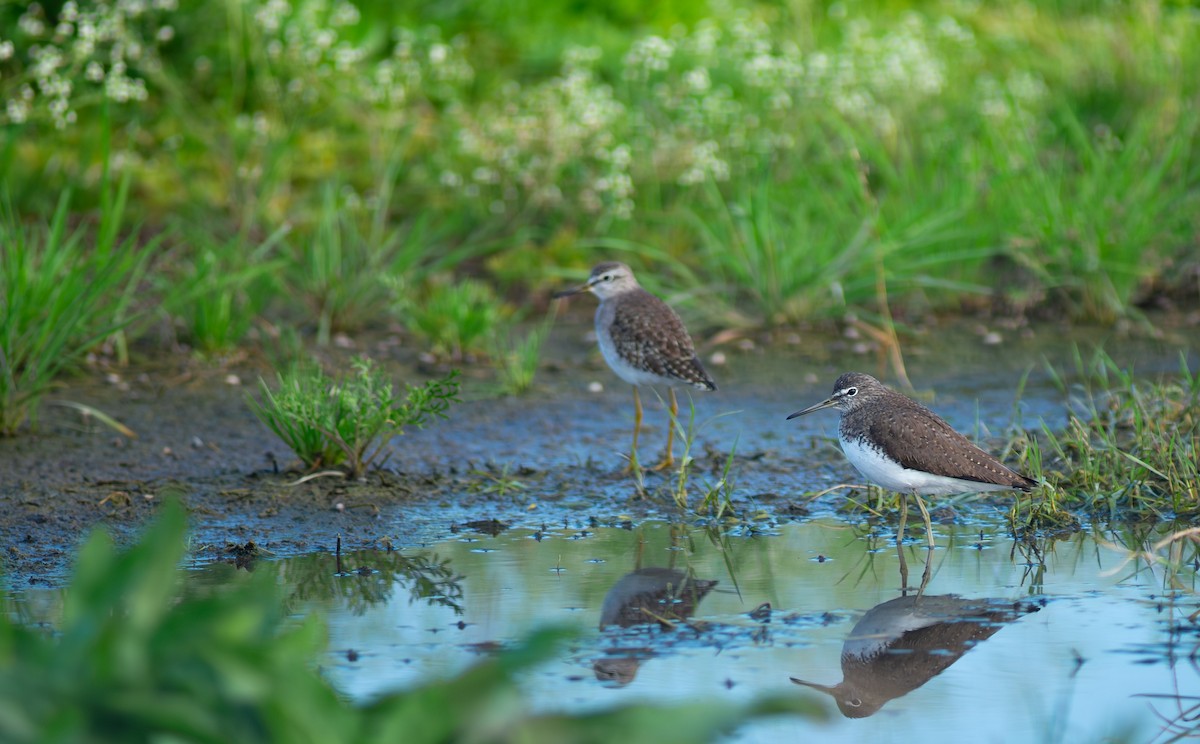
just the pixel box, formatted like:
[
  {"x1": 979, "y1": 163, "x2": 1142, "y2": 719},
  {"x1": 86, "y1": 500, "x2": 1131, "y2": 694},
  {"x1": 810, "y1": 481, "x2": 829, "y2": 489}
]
[{"x1": 1, "y1": 317, "x2": 1195, "y2": 588}]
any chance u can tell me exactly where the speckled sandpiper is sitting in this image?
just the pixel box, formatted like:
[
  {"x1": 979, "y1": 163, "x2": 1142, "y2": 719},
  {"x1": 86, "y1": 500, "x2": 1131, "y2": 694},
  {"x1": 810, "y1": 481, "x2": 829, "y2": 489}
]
[
  {"x1": 787, "y1": 372, "x2": 1036, "y2": 547},
  {"x1": 554, "y1": 261, "x2": 716, "y2": 471}
]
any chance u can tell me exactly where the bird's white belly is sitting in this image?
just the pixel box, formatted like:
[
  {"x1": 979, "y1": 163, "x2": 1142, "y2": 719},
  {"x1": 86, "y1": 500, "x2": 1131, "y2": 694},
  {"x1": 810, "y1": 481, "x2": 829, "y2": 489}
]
[
  {"x1": 596, "y1": 322, "x2": 669, "y2": 387},
  {"x1": 839, "y1": 436, "x2": 1010, "y2": 496}
]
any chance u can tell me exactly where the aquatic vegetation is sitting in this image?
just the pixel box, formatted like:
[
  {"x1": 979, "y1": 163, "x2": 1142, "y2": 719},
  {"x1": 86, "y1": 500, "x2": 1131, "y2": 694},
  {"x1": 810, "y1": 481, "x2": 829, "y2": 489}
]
[
  {"x1": 248, "y1": 358, "x2": 460, "y2": 478},
  {"x1": 1035, "y1": 352, "x2": 1200, "y2": 516},
  {"x1": 0, "y1": 502, "x2": 826, "y2": 743}
]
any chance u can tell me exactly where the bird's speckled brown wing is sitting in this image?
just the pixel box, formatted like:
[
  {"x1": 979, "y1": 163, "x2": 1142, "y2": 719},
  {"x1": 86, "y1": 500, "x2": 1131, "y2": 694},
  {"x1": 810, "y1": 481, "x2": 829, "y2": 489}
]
[
  {"x1": 854, "y1": 398, "x2": 1034, "y2": 489},
  {"x1": 610, "y1": 290, "x2": 716, "y2": 390}
]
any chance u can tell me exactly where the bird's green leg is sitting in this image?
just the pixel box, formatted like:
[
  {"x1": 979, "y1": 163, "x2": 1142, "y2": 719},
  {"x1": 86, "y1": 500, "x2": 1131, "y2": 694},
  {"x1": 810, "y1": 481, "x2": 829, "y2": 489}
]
[
  {"x1": 652, "y1": 388, "x2": 678, "y2": 471},
  {"x1": 914, "y1": 493, "x2": 935, "y2": 549},
  {"x1": 896, "y1": 492, "x2": 908, "y2": 546}
]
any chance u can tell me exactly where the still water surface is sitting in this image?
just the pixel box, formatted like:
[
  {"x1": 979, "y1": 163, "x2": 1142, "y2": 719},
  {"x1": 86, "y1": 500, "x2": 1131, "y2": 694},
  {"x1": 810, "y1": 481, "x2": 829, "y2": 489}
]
[{"x1": 134, "y1": 518, "x2": 1200, "y2": 743}]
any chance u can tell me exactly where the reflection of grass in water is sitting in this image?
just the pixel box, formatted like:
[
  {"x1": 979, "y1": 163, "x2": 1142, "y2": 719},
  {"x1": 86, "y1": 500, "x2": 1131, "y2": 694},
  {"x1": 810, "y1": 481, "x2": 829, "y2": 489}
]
[{"x1": 282, "y1": 549, "x2": 466, "y2": 617}]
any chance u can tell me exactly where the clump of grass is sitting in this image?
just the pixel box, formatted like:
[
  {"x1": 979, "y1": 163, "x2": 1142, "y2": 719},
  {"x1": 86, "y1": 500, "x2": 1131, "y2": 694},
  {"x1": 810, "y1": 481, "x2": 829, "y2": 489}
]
[
  {"x1": 287, "y1": 186, "x2": 399, "y2": 346},
  {"x1": 1034, "y1": 351, "x2": 1199, "y2": 516},
  {"x1": 488, "y1": 314, "x2": 554, "y2": 395},
  {"x1": 0, "y1": 501, "x2": 827, "y2": 743},
  {"x1": 248, "y1": 358, "x2": 460, "y2": 478},
  {"x1": 686, "y1": 178, "x2": 872, "y2": 327},
  {"x1": 161, "y1": 226, "x2": 289, "y2": 356},
  {"x1": 394, "y1": 277, "x2": 506, "y2": 361},
  {"x1": 0, "y1": 187, "x2": 155, "y2": 435},
  {"x1": 984, "y1": 107, "x2": 1200, "y2": 322}
]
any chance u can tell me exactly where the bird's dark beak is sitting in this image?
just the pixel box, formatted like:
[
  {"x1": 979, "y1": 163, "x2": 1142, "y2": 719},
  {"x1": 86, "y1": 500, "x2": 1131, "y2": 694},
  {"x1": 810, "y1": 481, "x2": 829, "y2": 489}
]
[
  {"x1": 552, "y1": 281, "x2": 592, "y2": 299},
  {"x1": 786, "y1": 397, "x2": 836, "y2": 419},
  {"x1": 790, "y1": 677, "x2": 836, "y2": 695}
]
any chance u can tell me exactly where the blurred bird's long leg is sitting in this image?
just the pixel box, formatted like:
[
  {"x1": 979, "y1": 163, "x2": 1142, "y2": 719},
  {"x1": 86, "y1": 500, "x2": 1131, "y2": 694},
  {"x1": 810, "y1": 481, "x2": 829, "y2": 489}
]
[
  {"x1": 652, "y1": 388, "x2": 678, "y2": 471},
  {"x1": 914, "y1": 493, "x2": 934, "y2": 549},
  {"x1": 896, "y1": 492, "x2": 908, "y2": 546},
  {"x1": 624, "y1": 386, "x2": 643, "y2": 473}
]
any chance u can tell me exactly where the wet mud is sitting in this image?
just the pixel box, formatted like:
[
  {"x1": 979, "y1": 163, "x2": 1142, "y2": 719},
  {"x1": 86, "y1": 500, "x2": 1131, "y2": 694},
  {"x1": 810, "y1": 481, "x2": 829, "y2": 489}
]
[{"x1": 1, "y1": 317, "x2": 1194, "y2": 588}]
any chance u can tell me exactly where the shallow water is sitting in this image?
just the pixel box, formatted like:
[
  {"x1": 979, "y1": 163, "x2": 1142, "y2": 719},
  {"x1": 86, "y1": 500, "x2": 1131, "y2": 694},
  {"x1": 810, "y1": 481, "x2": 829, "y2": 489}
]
[{"x1": 14, "y1": 517, "x2": 1191, "y2": 742}]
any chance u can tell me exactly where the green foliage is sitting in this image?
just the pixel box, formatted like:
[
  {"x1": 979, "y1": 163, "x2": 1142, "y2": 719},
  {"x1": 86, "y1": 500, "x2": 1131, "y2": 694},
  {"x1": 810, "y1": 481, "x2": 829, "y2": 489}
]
[
  {"x1": 248, "y1": 358, "x2": 460, "y2": 477},
  {"x1": 488, "y1": 314, "x2": 554, "y2": 395},
  {"x1": 0, "y1": 186, "x2": 155, "y2": 435},
  {"x1": 395, "y1": 278, "x2": 506, "y2": 361},
  {"x1": 0, "y1": 501, "x2": 352, "y2": 744},
  {"x1": 0, "y1": 502, "x2": 827, "y2": 743},
  {"x1": 3, "y1": 0, "x2": 1200, "y2": 342},
  {"x1": 1029, "y1": 351, "x2": 1200, "y2": 516},
  {"x1": 288, "y1": 186, "x2": 407, "y2": 346},
  {"x1": 686, "y1": 177, "x2": 874, "y2": 326},
  {"x1": 161, "y1": 226, "x2": 289, "y2": 355},
  {"x1": 981, "y1": 108, "x2": 1199, "y2": 321}
]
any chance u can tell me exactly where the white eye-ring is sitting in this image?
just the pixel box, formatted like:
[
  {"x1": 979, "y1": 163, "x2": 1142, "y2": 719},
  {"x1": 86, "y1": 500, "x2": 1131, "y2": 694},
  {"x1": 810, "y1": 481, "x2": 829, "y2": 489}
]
[{"x1": 845, "y1": 387, "x2": 858, "y2": 397}]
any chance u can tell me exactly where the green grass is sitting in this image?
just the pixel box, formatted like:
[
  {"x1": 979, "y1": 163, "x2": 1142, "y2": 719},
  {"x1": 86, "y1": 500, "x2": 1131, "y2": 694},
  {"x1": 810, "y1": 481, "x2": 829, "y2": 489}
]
[
  {"x1": 0, "y1": 501, "x2": 827, "y2": 743},
  {"x1": 0, "y1": 0, "x2": 1198, "y2": 439},
  {"x1": 394, "y1": 277, "x2": 506, "y2": 361},
  {"x1": 248, "y1": 358, "x2": 460, "y2": 478},
  {"x1": 1028, "y1": 351, "x2": 1200, "y2": 517},
  {"x1": 0, "y1": 185, "x2": 156, "y2": 435},
  {"x1": 161, "y1": 224, "x2": 289, "y2": 356},
  {"x1": 488, "y1": 313, "x2": 555, "y2": 395}
]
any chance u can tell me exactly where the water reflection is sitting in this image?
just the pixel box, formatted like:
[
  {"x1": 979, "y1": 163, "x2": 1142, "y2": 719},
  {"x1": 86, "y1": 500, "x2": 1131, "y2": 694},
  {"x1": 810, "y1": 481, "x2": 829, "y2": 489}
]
[
  {"x1": 594, "y1": 567, "x2": 719, "y2": 687},
  {"x1": 792, "y1": 547, "x2": 1038, "y2": 718},
  {"x1": 278, "y1": 549, "x2": 465, "y2": 616},
  {"x1": 599, "y1": 567, "x2": 718, "y2": 628}
]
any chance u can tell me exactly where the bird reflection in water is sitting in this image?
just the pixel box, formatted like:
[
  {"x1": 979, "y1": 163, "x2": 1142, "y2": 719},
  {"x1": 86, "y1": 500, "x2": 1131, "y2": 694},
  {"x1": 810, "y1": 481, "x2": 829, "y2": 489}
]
[
  {"x1": 593, "y1": 567, "x2": 718, "y2": 687},
  {"x1": 792, "y1": 545, "x2": 1039, "y2": 717}
]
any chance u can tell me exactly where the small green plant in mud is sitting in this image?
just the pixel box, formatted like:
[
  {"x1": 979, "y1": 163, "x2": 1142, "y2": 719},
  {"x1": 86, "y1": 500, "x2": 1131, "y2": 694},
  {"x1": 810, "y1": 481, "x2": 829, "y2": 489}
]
[
  {"x1": 0, "y1": 185, "x2": 156, "y2": 436},
  {"x1": 1032, "y1": 351, "x2": 1200, "y2": 517},
  {"x1": 0, "y1": 502, "x2": 827, "y2": 743},
  {"x1": 249, "y1": 358, "x2": 460, "y2": 478},
  {"x1": 1005, "y1": 434, "x2": 1080, "y2": 534},
  {"x1": 468, "y1": 462, "x2": 529, "y2": 498}
]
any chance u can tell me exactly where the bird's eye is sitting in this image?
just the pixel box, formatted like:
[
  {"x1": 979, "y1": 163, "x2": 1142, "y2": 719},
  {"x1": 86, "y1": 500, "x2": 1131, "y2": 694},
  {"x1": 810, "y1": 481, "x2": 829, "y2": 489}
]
[
  {"x1": 848, "y1": 698, "x2": 862, "y2": 708},
  {"x1": 604, "y1": 274, "x2": 614, "y2": 282},
  {"x1": 845, "y1": 387, "x2": 858, "y2": 397}
]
